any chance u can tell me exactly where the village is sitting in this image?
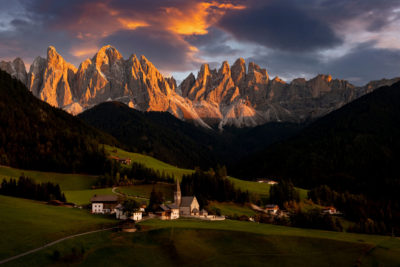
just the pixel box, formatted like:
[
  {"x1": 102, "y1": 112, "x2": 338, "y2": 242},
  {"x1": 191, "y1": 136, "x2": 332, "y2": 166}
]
[
  {"x1": 90, "y1": 182, "x2": 226, "y2": 222},
  {"x1": 90, "y1": 179, "x2": 340, "y2": 224}
]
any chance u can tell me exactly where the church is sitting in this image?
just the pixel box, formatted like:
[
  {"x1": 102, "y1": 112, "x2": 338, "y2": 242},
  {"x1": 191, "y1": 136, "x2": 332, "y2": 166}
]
[
  {"x1": 174, "y1": 182, "x2": 200, "y2": 216},
  {"x1": 156, "y1": 182, "x2": 209, "y2": 220}
]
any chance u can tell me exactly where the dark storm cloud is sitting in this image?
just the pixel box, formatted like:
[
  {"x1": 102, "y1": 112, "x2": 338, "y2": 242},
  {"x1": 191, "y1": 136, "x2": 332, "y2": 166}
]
[
  {"x1": 326, "y1": 44, "x2": 400, "y2": 84},
  {"x1": 247, "y1": 42, "x2": 400, "y2": 85},
  {"x1": 184, "y1": 27, "x2": 239, "y2": 57},
  {"x1": 0, "y1": 0, "x2": 399, "y2": 84},
  {"x1": 219, "y1": 0, "x2": 400, "y2": 52},
  {"x1": 218, "y1": 0, "x2": 343, "y2": 52}
]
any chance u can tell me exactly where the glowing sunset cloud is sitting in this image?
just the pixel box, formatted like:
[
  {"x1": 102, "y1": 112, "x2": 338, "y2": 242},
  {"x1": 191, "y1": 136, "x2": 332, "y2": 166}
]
[
  {"x1": 1, "y1": 0, "x2": 399, "y2": 85},
  {"x1": 118, "y1": 18, "x2": 149, "y2": 30},
  {"x1": 70, "y1": 47, "x2": 100, "y2": 58},
  {"x1": 164, "y1": 1, "x2": 246, "y2": 35}
]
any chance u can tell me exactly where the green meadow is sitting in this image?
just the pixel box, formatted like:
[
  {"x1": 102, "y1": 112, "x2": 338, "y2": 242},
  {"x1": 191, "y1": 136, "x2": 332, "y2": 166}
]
[
  {"x1": 4, "y1": 218, "x2": 400, "y2": 266},
  {"x1": 207, "y1": 201, "x2": 256, "y2": 217},
  {"x1": 116, "y1": 183, "x2": 175, "y2": 201},
  {"x1": 105, "y1": 145, "x2": 308, "y2": 200},
  {"x1": 0, "y1": 195, "x2": 115, "y2": 261},
  {"x1": 0, "y1": 165, "x2": 97, "y2": 191},
  {"x1": 105, "y1": 145, "x2": 194, "y2": 179}
]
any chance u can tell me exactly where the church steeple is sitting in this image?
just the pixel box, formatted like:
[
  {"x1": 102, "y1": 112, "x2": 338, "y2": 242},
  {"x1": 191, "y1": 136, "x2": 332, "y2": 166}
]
[{"x1": 174, "y1": 180, "x2": 181, "y2": 206}]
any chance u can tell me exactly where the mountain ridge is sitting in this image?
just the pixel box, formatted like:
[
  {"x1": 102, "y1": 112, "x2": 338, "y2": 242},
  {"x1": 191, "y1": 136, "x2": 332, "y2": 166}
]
[{"x1": 1, "y1": 45, "x2": 399, "y2": 129}]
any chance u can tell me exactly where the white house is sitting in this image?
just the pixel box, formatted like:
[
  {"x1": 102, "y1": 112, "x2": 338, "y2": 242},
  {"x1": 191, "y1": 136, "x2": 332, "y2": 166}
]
[
  {"x1": 115, "y1": 204, "x2": 143, "y2": 221},
  {"x1": 156, "y1": 204, "x2": 180, "y2": 220},
  {"x1": 91, "y1": 195, "x2": 119, "y2": 214}
]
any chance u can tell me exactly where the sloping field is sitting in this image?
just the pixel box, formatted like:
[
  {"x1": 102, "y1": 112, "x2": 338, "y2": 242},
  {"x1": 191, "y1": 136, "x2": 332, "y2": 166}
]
[{"x1": 4, "y1": 219, "x2": 400, "y2": 267}]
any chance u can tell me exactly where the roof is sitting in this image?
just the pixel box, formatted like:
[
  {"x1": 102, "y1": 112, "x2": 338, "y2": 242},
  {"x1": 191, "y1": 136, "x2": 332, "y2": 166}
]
[
  {"x1": 180, "y1": 196, "x2": 196, "y2": 207},
  {"x1": 200, "y1": 209, "x2": 208, "y2": 213},
  {"x1": 159, "y1": 204, "x2": 170, "y2": 211},
  {"x1": 90, "y1": 195, "x2": 118, "y2": 202},
  {"x1": 167, "y1": 203, "x2": 179, "y2": 209},
  {"x1": 115, "y1": 203, "x2": 123, "y2": 210}
]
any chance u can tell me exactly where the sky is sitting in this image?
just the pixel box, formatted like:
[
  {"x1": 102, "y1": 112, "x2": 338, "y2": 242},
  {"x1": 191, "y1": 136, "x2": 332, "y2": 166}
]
[{"x1": 0, "y1": 0, "x2": 400, "y2": 85}]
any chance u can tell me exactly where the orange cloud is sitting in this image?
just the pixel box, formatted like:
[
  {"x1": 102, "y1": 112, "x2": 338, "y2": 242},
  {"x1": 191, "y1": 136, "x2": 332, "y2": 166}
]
[
  {"x1": 118, "y1": 18, "x2": 149, "y2": 30},
  {"x1": 164, "y1": 1, "x2": 246, "y2": 35},
  {"x1": 71, "y1": 47, "x2": 99, "y2": 58}
]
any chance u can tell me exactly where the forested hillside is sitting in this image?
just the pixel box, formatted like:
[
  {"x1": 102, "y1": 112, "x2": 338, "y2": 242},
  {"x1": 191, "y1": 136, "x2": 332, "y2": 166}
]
[
  {"x1": 233, "y1": 81, "x2": 400, "y2": 198},
  {"x1": 0, "y1": 70, "x2": 118, "y2": 173}
]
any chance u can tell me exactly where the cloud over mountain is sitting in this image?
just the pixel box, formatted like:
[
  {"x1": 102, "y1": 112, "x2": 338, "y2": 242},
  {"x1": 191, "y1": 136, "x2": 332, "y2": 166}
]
[{"x1": 0, "y1": 0, "x2": 399, "y2": 84}]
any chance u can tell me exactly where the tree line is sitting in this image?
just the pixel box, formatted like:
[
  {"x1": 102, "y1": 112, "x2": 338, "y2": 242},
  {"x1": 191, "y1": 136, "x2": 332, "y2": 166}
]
[
  {"x1": 180, "y1": 166, "x2": 249, "y2": 207},
  {"x1": 308, "y1": 185, "x2": 399, "y2": 235},
  {"x1": 96, "y1": 160, "x2": 174, "y2": 187},
  {"x1": 0, "y1": 175, "x2": 66, "y2": 202}
]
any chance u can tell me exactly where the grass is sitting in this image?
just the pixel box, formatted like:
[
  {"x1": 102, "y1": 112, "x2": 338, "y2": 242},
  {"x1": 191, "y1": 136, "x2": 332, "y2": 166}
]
[
  {"x1": 5, "y1": 219, "x2": 400, "y2": 267},
  {"x1": 207, "y1": 201, "x2": 256, "y2": 217},
  {"x1": 64, "y1": 188, "x2": 116, "y2": 205},
  {"x1": 105, "y1": 145, "x2": 193, "y2": 179},
  {"x1": 117, "y1": 183, "x2": 175, "y2": 201},
  {"x1": 0, "y1": 195, "x2": 115, "y2": 261},
  {"x1": 0, "y1": 165, "x2": 97, "y2": 191},
  {"x1": 105, "y1": 145, "x2": 309, "y2": 200}
]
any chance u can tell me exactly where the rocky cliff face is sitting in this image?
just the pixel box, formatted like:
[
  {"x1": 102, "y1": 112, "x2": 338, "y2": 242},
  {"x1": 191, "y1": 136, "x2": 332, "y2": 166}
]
[
  {"x1": 1, "y1": 45, "x2": 399, "y2": 128},
  {"x1": 0, "y1": 58, "x2": 27, "y2": 85}
]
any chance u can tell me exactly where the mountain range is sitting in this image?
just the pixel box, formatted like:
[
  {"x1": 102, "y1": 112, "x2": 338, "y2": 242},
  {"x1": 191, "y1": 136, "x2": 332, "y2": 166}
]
[{"x1": 1, "y1": 45, "x2": 399, "y2": 129}]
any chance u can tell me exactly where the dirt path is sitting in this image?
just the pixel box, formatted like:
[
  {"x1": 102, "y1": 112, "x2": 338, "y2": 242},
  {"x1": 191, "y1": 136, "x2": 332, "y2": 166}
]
[{"x1": 0, "y1": 227, "x2": 115, "y2": 265}]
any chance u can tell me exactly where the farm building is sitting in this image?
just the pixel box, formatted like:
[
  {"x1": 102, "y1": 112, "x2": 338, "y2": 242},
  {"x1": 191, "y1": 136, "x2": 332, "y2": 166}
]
[
  {"x1": 322, "y1": 206, "x2": 337, "y2": 214},
  {"x1": 156, "y1": 204, "x2": 180, "y2": 220},
  {"x1": 265, "y1": 204, "x2": 279, "y2": 215},
  {"x1": 109, "y1": 155, "x2": 132, "y2": 165},
  {"x1": 115, "y1": 204, "x2": 143, "y2": 221},
  {"x1": 91, "y1": 195, "x2": 119, "y2": 214},
  {"x1": 257, "y1": 179, "x2": 278, "y2": 185}
]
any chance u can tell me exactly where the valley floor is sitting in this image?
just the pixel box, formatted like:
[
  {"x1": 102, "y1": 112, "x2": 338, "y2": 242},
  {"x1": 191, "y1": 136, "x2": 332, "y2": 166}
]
[{"x1": 2, "y1": 209, "x2": 400, "y2": 267}]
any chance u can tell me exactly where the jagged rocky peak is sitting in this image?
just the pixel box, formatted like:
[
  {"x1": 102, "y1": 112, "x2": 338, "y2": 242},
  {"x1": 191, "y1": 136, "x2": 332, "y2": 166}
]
[
  {"x1": 272, "y1": 76, "x2": 285, "y2": 84},
  {"x1": 291, "y1": 78, "x2": 307, "y2": 85},
  {"x1": 219, "y1": 61, "x2": 231, "y2": 75},
  {"x1": 93, "y1": 45, "x2": 123, "y2": 66},
  {"x1": 231, "y1": 58, "x2": 246, "y2": 85},
  {"x1": 3, "y1": 46, "x2": 400, "y2": 129},
  {"x1": 0, "y1": 57, "x2": 27, "y2": 84},
  {"x1": 165, "y1": 76, "x2": 177, "y2": 92},
  {"x1": 46, "y1": 46, "x2": 76, "y2": 71},
  {"x1": 180, "y1": 73, "x2": 196, "y2": 97},
  {"x1": 248, "y1": 62, "x2": 269, "y2": 79},
  {"x1": 198, "y1": 63, "x2": 212, "y2": 79}
]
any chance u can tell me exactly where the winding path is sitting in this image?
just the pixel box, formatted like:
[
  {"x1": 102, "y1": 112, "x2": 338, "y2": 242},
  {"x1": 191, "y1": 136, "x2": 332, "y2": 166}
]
[{"x1": 0, "y1": 227, "x2": 115, "y2": 265}]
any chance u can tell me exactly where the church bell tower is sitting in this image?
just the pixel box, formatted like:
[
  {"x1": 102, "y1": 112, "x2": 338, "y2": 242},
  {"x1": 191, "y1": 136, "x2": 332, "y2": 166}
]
[{"x1": 174, "y1": 181, "x2": 181, "y2": 206}]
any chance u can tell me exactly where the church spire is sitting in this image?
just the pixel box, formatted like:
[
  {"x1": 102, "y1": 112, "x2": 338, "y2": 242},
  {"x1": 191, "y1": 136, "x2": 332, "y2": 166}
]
[{"x1": 174, "y1": 180, "x2": 181, "y2": 206}]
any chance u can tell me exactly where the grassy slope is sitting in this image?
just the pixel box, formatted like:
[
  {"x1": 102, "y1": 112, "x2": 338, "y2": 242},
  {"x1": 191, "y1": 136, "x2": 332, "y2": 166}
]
[
  {"x1": 105, "y1": 145, "x2": 193, "y2": 179},
  {"x1": 117, "y1": 183, "x2": 175, "y2": 202},
  {"x1": 0, "y1": 195, "x2": 115, "y2": 260},
  {"x1": 207, "y1": 201, "x2": 256, "y2": 217},
  {"x1": 0, "y1": 165, "x2": 114, "y2": 205},
  {"x1": 0, "y1": 166, "x2": 97, "y2": 191},
  {"x1": 5, "y1": 219, "x2": 400, "y2": 267},
  {"x1": 0, "y1": 146, "x2": 307, "y2": 207},
  {"x1": 106, "y1": 145, "x2": 308, "y2": 200}
]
